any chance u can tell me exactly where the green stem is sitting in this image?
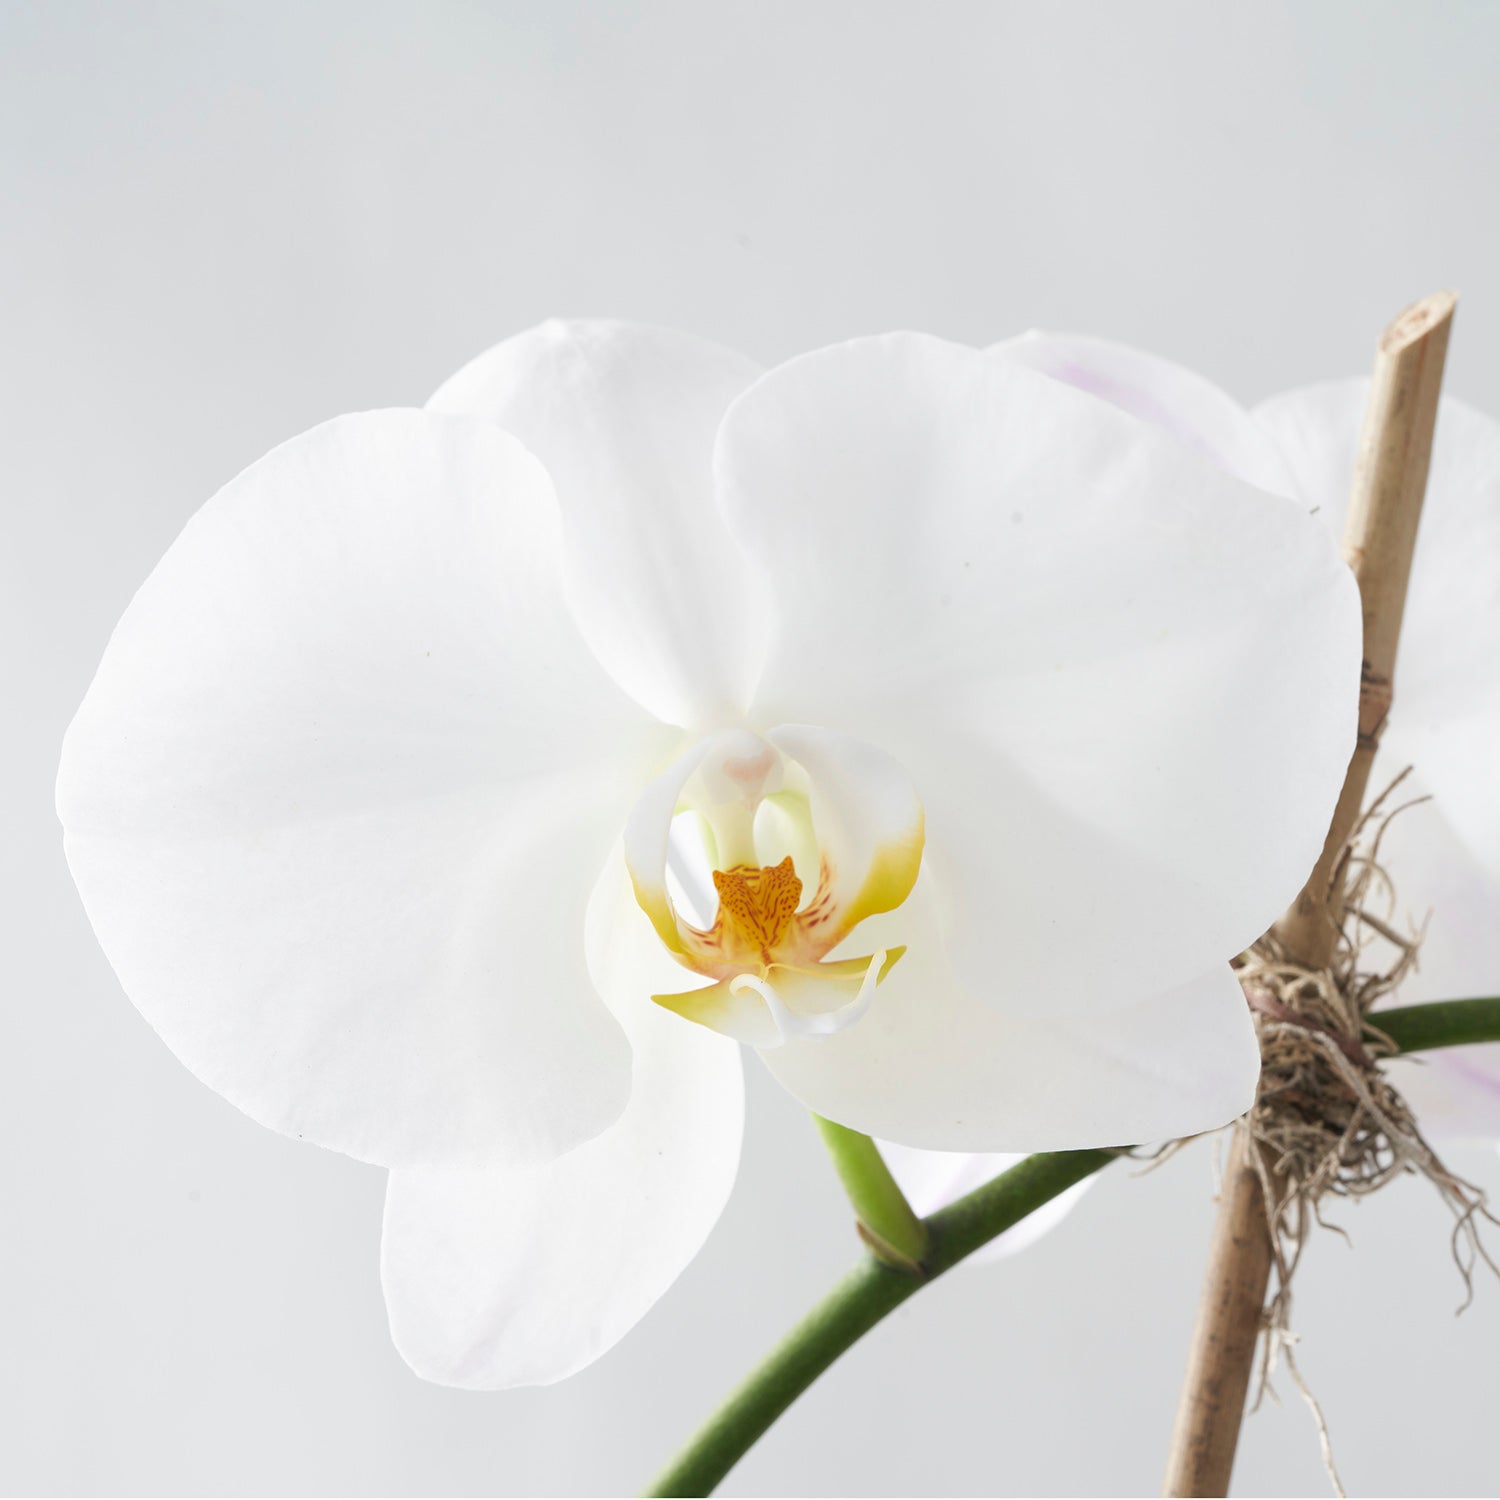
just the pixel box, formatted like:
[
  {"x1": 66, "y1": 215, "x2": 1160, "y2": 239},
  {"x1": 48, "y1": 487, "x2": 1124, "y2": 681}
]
[
  {"x1": 1375, "y1": 996, "x2": 1500, "y2": 1054},
  {"x1": 646, "y1": 1149, "x2": 1114, "y2": 1498},
  {"x1": 811, "y1": 1115, "x2": 928, "y2": 1271},
  {"x1": 645, "y1": 995, "x2": 1500, "y2": 1498}
]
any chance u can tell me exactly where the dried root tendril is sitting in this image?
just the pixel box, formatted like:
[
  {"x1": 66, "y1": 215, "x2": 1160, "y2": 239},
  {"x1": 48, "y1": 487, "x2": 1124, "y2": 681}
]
[{"x1": 1225, "y1": 771, "x2": 1499, "y2": 1495}]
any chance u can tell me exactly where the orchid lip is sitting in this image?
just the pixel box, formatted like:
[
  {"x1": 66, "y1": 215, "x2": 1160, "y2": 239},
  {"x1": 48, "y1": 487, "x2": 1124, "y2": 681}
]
[{"x1": 728, "y1": 949, "x2": 887, "y2": 1048}]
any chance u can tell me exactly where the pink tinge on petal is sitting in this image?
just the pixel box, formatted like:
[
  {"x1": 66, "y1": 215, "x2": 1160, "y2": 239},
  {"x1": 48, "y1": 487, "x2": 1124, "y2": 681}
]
[
  {"x1": 1387, "y1": 1044, "x2": 1500, "y2": 1145},
  {"x1": 1051, "y1": 358, "x2": 1223, "y2": 462},
  {"x1": 992, "y1": 331, "x2": 1297, "y2": 494}
]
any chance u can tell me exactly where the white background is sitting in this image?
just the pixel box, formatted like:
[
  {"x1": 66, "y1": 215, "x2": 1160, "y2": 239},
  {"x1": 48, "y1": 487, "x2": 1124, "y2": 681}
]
[{"x1": 5, "y1": 2, "x2": 1500, "y2": 1494}]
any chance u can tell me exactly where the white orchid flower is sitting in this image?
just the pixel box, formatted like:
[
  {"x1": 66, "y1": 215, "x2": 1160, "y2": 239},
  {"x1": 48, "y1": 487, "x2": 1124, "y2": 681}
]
[
  {"x1": 57, "y1": 321, "x2": 1359, "y2": 1387},
  {"x1": 1006, "y1": 330, "x2": 1500, "y2": 1150}
]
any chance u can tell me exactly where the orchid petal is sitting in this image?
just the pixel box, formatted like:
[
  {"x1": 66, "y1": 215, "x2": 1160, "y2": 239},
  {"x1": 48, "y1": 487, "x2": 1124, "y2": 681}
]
[
  {"x1": 992, "y1": 330, "x2": 1297, "y2": 494},
  {"x1": 429, "y1": 319, "x2": 764, "y2": 729},
  {"x1": 1390, "y1": 1044, "x2": 1500, "y2": 1146},
  {"x1": 381, "y1": 856, "x2": 743, "y2": 1388},
  {"x1": 719, "y1": 334, "x2": 1360, "y2": 1016},
  {"x1": 766, "y1": 723, "x2": 924, "y2": 941},
  {"x1": 622, "y1": 734, "x2": 719, "y2": 958},
  {"x1": 760, "y1": 871, "x2": 1259, "y2": 1150},
  {"x1": 58, "y1": 411, "x2": 668, "y2": 1168},
  {"x1": 1351, "y1": 771, "x2": 1500, "y2": 1143},
  {"x1": 877, "y1": 1141, "x2": 1094, "y2": 1265}
]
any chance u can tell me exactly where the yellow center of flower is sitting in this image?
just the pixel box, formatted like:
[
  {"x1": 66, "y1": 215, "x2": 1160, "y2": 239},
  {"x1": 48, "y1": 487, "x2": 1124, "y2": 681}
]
[
  {"x1": 711, "y1": 857, "x2": 802, "y2": 955},
  {"x1": 626, "y1": 727, "x2": 927, "y2": 1048}
]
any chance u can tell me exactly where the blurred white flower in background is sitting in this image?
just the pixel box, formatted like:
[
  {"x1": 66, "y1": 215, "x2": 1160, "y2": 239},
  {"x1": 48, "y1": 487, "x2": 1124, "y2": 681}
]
[
  {"x1": 1260, "y1": 380, "x2": 1500, "y2": 1144},
  {"x1": 57, "y1": 321, "x2": 1358, "y2": 1386}
]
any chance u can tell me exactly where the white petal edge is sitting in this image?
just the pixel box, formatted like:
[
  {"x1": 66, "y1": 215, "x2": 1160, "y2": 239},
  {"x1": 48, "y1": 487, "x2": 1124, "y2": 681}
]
[
  {"x1": 382, "y1": 854, "x2": 744, "y2": 1388},
  {"x1": 429, "y1": 318, "x2": 766, "y2": 730},
  {"x1": 992, "y1": 330, "x2": 1297, "y2": 495},
  {"x1": 718, "y1": 334, "x2": 1361, "y2": 1016},
  {"x1": 58, "y1": 411, "x2": 671, "y2": 1167},
  {"x1": 760, "y1": 869, "x2": 1260, "y2": 1151}
]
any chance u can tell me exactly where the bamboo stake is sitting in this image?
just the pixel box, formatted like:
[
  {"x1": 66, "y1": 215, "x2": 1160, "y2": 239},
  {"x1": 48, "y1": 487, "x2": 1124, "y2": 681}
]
[{"x1": 1162, "y1": 291, "x2": 1456, "y2": 1499}]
